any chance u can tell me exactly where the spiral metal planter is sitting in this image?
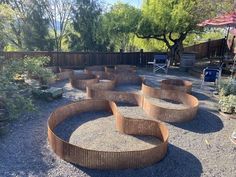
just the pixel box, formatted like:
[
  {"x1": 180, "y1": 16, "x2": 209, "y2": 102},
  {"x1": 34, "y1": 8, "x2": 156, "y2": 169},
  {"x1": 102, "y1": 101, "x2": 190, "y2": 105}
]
[{"x1": 70, "y1": 73, "x2": 99, "y2": 90}]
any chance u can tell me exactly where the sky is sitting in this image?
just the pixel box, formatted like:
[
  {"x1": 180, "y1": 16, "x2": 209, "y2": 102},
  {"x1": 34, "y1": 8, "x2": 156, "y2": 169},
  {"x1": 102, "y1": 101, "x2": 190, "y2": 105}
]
[{"x1": 103, "y1": 0, "x2": 142, "y2": 8}]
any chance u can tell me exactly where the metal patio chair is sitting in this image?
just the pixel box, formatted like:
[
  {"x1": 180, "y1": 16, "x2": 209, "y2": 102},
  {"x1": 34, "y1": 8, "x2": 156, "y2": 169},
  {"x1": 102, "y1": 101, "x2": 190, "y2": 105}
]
[
  {"x1": 201, "y1": 66, "x2": 222, "y2": 88},
  {"x1": 148, "y1": 54, "x2": 170, "y2": 74}
]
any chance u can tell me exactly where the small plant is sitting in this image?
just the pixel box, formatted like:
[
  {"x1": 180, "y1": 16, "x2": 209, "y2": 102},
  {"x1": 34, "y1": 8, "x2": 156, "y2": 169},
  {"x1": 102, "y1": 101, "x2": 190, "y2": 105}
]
[
  {"x1": 218, "y1": 78, "x2": 236, "y2": 114},
  {"x1": 23, "y1": 56, "x2": 55, "y2": 86},
  {"x1": 0, "y1": 55, "x2": 55, "y2": 119}
]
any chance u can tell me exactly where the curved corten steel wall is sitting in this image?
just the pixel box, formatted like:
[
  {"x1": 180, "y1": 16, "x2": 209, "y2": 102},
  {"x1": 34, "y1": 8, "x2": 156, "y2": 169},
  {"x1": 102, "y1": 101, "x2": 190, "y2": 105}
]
[
  {"x1": 111, "y1": 72, "x2": 142, "y2": 85},
  {"x1": 141, "y1": 81, "x2": 199, "y2": 122},
  {"x1": 86, "y1": 73, "x2": 143, "y2": 98},
  {"x1": 88, "y1": 81, "x2": 199, "y2": 123},
  {"x1": 85, "y1": 65, "x2": 136, "y2": 74},
  {"x1": 115, "y1": 65, "x2": 137, "y2": 73},
  {"x1": 48, "y1": 99, "x2": 169, "y2": 169},
  {"x1": 56, "y1": 70, "x2": 73, "y2": 81},
  {"x1": 87, "y1": 79, "x2": 116, "y2": 91},
  {"x1": 75, "y1": 65, "x2": 139, "y2": 90},
  {"x1": 161, "y1": 79, "x2": 192, "y2": 93},
  {"x1": 70, "y1": 73, "x2": 99, "y2": 90},
  {"x1": 85, "y1": 65, "x2": 105, "y2": 73},
  {"x1": 48, "y1": 66, "x2": 73, "y2": 81}
]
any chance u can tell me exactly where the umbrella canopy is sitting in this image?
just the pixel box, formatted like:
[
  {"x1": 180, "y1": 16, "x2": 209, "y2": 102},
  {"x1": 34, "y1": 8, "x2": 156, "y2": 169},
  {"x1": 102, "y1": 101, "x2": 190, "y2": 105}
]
[
  {"x1": 198, "y1": 12, "x2": 236, "y2": 27},
  {"x1": 230, "y1": 28, "x2": 236, "y2": 35}
]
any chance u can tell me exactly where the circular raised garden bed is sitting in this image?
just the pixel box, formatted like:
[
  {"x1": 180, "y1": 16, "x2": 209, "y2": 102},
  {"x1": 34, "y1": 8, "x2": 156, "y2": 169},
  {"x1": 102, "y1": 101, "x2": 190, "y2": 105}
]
[
  {"x1": 112, "y1": 72, "x2": 143, "y2": 85},
  {"x1": 115, "y1": 65, "x2": 137, "y2": 73},
  {"x1": 141, "y1": 81, "x2": 199, "y2": 122},
  {"x1": 105, "y1": 65, "x2": 116, "y2": 73},
  {"x1": 85, "y1": 65, "x2": 136, "y2": 74},
  {"x1": 161, "y1": 79, "x2": 192, "y2": 93},
  {"x1": 85, "y1": 65, "x2": 105, "y2": 74},
  {"x1": 86, "y1": 73, "x2": 143, "y2": 98},
  {"x1": 48, "y1": 99, "x2": 169, "y2": 169},
  {"x1": 47, "y1": 66, "x2": 73, "y2": 81},
  {"x1": 70, "y1": 73, "x2": 99, "y2": 90},
  {"x1": 86, "y1": 79, "x2": 116, "y2": 95}
]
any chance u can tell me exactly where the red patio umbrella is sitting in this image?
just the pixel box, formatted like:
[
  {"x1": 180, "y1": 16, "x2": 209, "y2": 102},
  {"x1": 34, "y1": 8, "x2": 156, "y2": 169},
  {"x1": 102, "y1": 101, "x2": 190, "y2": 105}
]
[
  {"x1": 230, "y1": 28, "x2": 236, "y2": 35},
  {"x1": 198, "y1": 12, "x2": 236, "y2": 55},
  {"x1": 198, "y1": 12, "x2": 236, "y2": 27},
  {"x1": 198, "y1": 12, "x2": 236, "y2": 38},
  {"x1": 198, "y1": 12, "x2": 236, "y2": 76}
]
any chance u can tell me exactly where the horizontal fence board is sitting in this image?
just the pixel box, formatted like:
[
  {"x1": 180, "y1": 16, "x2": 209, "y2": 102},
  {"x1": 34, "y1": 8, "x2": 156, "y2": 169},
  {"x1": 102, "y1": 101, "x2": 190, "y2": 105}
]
[
  {"x1": 1, "y1": 38, "x2": 225, "y2": 67},
  {"x1": 1, "y1": 51, "x2": 156, "y2": 67},
  {"x1": 184, "y1": 38, "x2": 224, "y2": 59}
]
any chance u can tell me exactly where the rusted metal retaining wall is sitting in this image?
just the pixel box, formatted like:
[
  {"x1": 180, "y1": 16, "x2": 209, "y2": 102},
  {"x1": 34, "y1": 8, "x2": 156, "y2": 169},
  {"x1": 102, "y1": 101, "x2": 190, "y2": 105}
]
[
  {"x1": 48, "y1": 100, "x2": 169, "y2": 169},
  {"x1": 160, "y1": 79, "x2": 192, "y2": 93},
  {"x1": 48, "y1": 65, "x2": 199, "y2": 169},
  {"x1": 87, "y1": 82, "x2": 199, "y2": 123}
]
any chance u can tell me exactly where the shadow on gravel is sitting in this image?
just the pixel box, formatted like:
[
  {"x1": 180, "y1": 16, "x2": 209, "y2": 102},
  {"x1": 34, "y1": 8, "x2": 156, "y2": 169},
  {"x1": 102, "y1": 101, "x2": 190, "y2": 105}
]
[
  {"x1": 171, "y1": 108, "x2": 223, "y2": 133},
  {"x1": 77, "y1": 144, "x2": 202, "y2": 177},
  {"x1": 54, "y1": 111, "x2": 112, "y2": 141},
  {"x1": 191, "y1": 91, "x2": 210, "y2": 100}
]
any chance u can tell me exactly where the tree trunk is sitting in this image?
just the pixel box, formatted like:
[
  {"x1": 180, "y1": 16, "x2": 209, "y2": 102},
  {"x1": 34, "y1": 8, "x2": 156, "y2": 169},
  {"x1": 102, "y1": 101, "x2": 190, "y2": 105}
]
[{"x1": 169, "y1": 40, "x2": 183, "y2": 65}]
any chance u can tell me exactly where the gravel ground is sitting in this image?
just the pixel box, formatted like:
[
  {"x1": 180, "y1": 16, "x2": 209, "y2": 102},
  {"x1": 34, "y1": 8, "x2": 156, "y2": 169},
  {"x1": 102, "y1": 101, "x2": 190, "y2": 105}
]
[
  {"x1": 116, "y1": 103, "x2": 151, "y2": 120},
  {"x1": 146, "y1": 97, "x2": 189, "y2": 110},
  {"x1": 114, "y1": 84, "x2": 141, "y2": 93},
  {"x1": 0, "y1": 68, "x2": 235, "y2": 177},
  {"x1": 55, "y1": 112, "x2": 160, "y2": 152}
]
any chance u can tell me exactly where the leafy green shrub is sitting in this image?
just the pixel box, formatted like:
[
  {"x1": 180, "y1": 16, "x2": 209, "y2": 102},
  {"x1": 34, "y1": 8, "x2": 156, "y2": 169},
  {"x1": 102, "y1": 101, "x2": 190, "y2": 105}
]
[
  {"x1": 218, "y1": 79, "x2": 236, "y2": 114},
  {"x1": 0, "y1": 55, "x2": 55, "y2": 119},
  {"x1": 23, "y1": 56, "x2": 55, "y2": 85}
]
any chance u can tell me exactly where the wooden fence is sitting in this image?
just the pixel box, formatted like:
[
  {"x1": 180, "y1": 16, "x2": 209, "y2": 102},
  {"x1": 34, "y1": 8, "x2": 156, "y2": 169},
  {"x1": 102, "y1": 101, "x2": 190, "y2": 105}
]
[
  {"x1": 184, "y1": 38, "x2": 225, "y2": 59},
  {"x1": 1, "y1": 51, "x2": 161, "y2": 67},
  {"x1": 0, "y1": 38, "x2": 225, "y2": 67}
]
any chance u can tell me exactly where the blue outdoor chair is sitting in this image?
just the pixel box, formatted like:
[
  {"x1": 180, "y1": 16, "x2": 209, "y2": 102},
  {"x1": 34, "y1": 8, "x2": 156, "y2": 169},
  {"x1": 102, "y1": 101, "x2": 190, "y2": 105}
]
[
  {"x1": 148, "y1": 54, "x2": 170, "y2": 74},
  {"x1": 201, "y1": 67, "x2": 222, "y2": 88}
]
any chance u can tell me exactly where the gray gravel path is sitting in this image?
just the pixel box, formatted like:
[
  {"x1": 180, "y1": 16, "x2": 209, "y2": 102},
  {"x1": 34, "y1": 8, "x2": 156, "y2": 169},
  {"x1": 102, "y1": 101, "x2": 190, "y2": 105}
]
[{"x1": 0, "y1": 68, "x2": 235, "y2": 177}]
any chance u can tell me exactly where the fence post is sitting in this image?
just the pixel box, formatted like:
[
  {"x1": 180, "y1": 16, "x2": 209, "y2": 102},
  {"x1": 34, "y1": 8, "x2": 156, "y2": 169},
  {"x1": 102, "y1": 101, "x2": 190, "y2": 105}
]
[
  {"x1": 120, "y1": 49, "x2": 124, "y2": 64},
  {"x1": 207, "y1": 39, "x2": 211, "y2": 59},
  {"x1": 139, "y1": 49, "x2": 143, "y2": 67}
]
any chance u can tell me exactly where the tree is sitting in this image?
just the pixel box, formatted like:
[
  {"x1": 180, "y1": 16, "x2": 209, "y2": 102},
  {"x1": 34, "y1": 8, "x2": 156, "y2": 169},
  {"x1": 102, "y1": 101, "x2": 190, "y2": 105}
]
[
  {"x1": 42, "y1": 0, "x2": 73, "y2": 51},
  {"x1": 0, "y1": 0, "x2": 25, "y2": 49},
  {"x1": 0, "y1": 3, "x2": 15, "y2": 50},
  {"x1": 68, "y1": 0, "x2": 103, "y2": 51},
  {"x1": 1, "y1": 0, "x2": 52, "y2": 51},
  {"x1": 136, "y1": 0, "x2": 235, "y2": 63},
  {"x1": 22, "y1": 0, "x2": 52, "y2": 51},
  {"x1": 102, "y1": 3, "x2": 141, "y2": 51}
]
